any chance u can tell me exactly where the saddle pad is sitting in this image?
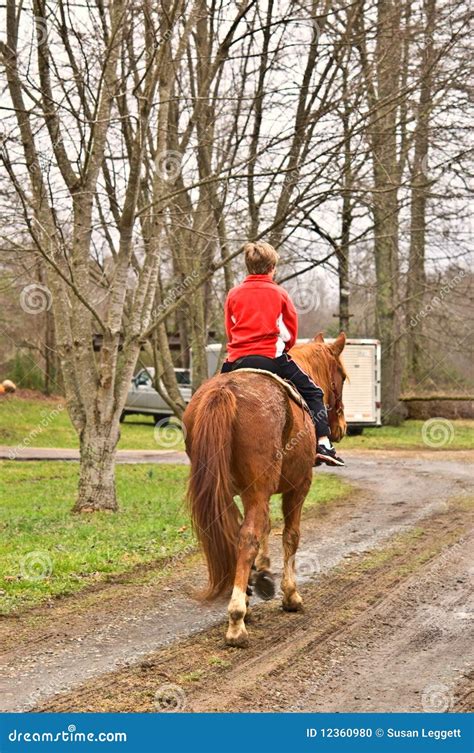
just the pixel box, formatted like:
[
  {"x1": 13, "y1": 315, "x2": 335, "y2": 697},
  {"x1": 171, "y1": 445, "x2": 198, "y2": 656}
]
[{"x1": 228, "y1": 368, "x2": 309, "y2": 413}]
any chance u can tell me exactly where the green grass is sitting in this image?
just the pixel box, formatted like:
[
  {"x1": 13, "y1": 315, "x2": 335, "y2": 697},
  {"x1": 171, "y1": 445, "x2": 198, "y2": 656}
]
[
  {"x1": 0, "y1": 396, "x2": 185, "y2": 451},
  {"x1": 342, "y1": 419, "x2": 473, "y2": 451},
  {"x1": 0, "y1": 461, "x2": 351, "y2": 615},
  {"x1": 1, "y1": 396, "x2": 472, "y2": 452}
]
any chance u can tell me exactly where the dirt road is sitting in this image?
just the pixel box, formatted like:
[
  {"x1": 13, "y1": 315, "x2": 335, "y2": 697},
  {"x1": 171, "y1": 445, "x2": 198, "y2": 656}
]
[{"x1": 0, "y1": 451, "x2": 472, "y2": 713}]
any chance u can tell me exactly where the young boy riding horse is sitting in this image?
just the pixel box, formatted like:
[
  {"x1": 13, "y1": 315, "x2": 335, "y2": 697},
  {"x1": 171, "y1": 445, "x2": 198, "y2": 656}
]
[
  {"x1": 221, "y1": 241, "x2": 344, "y2": 467},
  {"x1": 184, "y1": 247, "x2": 347, "y2": 646}
]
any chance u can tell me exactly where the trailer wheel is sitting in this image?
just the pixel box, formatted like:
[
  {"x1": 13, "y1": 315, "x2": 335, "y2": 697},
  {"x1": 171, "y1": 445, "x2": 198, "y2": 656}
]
[
  {"x1": 347, "y1": 426, "x2": 364, "y2": 436},
  {"x1": 154, "y1": 414, "x2": 170, "y2": 426}
]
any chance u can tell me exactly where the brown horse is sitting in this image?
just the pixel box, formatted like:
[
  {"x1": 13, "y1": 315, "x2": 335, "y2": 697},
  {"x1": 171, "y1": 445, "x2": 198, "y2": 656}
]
[{"x1": 183, "y1": 332, "x2": 347, "y2": 647}]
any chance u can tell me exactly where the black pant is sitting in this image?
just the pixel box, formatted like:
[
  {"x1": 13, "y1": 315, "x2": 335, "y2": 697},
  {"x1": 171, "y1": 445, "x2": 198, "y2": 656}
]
[{"x1": 221, "y1": 353, "x2": 330, "y2": 438}]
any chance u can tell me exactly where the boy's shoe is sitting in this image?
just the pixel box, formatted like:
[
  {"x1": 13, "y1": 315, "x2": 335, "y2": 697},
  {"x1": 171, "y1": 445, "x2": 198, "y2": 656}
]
[{"x1": 315, "y1": 444, "x2": 345, "y2": 467}]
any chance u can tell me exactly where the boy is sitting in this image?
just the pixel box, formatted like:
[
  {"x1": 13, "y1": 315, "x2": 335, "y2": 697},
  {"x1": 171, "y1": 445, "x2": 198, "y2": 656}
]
[{"x1": 221, "y1": 241, "x2": 344, "y2": 467}]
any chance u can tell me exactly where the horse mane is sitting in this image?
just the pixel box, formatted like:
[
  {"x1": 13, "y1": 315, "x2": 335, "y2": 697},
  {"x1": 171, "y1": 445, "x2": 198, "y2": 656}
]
[{"x1": 289, "y1": 341, "x2": 346, "y2": 394}]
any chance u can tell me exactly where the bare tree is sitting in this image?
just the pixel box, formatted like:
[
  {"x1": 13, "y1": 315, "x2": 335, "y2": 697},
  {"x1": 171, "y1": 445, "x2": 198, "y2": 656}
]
[{"x1": 1, "y1": 0, "x2": 198, "y2": 510}]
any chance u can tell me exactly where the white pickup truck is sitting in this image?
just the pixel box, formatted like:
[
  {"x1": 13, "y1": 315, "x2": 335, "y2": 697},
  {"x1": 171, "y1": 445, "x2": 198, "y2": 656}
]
[
  {"x1": 121, "y1": 367, "x2": 192, "y2": 424},
  {"x1": 122, "y1": 339, "x2": 382, "y2": 433}
]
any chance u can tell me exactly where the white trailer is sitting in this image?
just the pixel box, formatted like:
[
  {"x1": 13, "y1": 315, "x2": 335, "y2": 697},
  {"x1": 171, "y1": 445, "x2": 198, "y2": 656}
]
[
  {"x1": 123, "y1": 340, "x2": 381, "y2": 433},
  {"x1": 301, "y1": 338, "x2": 381, "y2": 433},
  {"x1": 205, "y1": 339, "x2": 382, "y2": 434}
]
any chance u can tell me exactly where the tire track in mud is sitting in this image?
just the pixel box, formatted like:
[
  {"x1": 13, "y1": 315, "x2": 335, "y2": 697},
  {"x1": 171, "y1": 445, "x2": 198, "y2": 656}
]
[
  {"x1": 1, "y1": 452, "x2": 472, "y2": 712},
  {"x1": 36, "y1": 496, "x2": 473, "y2": 713}
]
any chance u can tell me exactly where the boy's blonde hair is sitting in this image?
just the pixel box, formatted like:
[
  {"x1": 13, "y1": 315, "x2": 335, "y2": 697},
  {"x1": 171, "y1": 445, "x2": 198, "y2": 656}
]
[{"x1": 244, "y1": 241, "x2": 279, "y2": 275}]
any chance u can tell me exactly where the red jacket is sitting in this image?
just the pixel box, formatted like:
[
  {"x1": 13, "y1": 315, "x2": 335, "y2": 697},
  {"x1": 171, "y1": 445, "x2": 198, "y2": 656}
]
[{"x1": 224, "y1": 274, "x2": 298, "y2": 362}]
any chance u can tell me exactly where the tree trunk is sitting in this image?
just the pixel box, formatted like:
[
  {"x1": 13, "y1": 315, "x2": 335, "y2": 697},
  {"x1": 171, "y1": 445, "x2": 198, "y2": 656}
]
[
  {"x1": 338, "y1": 248, "x2": 350, "y2": 333},
  {"x1": 405, "y1": 0, "x2": 436, "y2": 385},
  {"x1": 372, "y1": 0, "x2": 404, "y2": 424},
  {"x1": 338, "y1": 63, "x2": 353, "y2": 334},
  {"x1": 74, "y1": 426, "x2": 119, "y2": 512},
  {"x1": 152, "y1": 325, "x2": 187, "y2": 419},
  {"x1": 44, "y1": 307, "x2": 57, "y2": 395},
  {"x1": 338, "y1": 188, "x2": 351, "y2": 333}
]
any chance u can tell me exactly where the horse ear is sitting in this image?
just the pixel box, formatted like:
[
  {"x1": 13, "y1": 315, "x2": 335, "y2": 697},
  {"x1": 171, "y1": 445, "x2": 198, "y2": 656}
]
[
  {"x1": 330, "y1": 331, "x2": 346, "y2": 356},
  {"x1": 313, "y1": 332, "x2": 324, "y2": 343}
]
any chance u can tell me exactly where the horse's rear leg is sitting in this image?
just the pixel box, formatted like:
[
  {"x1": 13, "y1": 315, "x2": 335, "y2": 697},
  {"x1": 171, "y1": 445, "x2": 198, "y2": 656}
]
[
  {"x1": 255, "y1": 522, "x2": 270, "y2": 570},
  {"x1": 251, "y1": 519, "x2": 276, "y2": 600},
  {"x1": 226, "y1": 495, "x2": 269, "y2": 647},
  {"x1": 281, "y1": 482, "x2": 310, "y2": 612}
]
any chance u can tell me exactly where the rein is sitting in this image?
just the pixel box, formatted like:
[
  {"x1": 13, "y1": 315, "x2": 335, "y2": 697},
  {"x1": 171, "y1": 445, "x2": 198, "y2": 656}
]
[
  {"x1": 330, "y1": 379, "x2": 344, "y2": 416},
  {"x1": 323, "y1": 356, "x2": 344, "y2": 417}
]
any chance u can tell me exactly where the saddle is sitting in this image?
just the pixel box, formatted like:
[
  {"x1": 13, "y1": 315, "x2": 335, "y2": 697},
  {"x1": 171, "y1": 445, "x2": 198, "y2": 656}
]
[{"x1": 229, "y1": 367, "x2": 310, "y2": 413}]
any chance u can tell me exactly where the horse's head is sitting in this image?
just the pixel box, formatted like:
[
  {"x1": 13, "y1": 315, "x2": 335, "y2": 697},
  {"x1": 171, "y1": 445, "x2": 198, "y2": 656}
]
[
  {"x1": 291, "y1": 332, "x2": 348, "y2": 443},
  {"x1": 320, "y1": 332, "x2": 347, "y2": 442}
]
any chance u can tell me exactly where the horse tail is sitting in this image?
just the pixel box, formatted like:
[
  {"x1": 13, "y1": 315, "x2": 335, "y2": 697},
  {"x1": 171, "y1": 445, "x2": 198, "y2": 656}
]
[{"x1": 186, "y1": 381, "x2": 241, "y2": 600}]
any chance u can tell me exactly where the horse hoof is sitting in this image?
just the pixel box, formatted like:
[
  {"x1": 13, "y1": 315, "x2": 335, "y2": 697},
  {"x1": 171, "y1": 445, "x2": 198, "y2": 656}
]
[
  {"x1": 254, "y1": 569, "x2": 276, "y2": 600},
  {"x1": 282, "y1": 594, "x2": 304, "y2": 612},
  {"x1": 225, "y1": 629, "x2": 249, "y2": 648}
]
